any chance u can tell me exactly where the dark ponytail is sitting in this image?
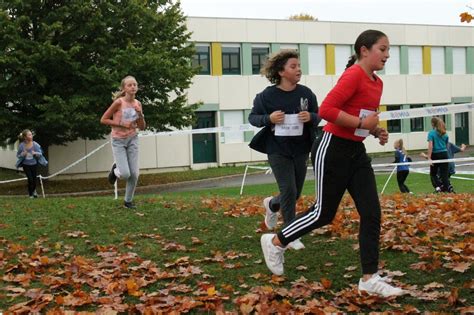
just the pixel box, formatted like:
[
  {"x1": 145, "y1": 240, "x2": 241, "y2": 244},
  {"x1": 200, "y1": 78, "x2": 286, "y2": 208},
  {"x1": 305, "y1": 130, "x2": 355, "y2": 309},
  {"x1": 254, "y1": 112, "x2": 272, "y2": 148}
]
[
  {"x1": 347, "y1": 29, "x2": 387, "y2": 70},
  {"x1": 345, "y1": 55, "x2": 357, "y2": 70}
]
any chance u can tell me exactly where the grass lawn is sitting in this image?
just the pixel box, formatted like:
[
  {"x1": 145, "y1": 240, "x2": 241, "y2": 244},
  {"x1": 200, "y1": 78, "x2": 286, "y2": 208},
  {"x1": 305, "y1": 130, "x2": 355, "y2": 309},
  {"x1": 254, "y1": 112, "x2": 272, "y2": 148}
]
[{"x1": 0, "y1": 176, "x2": 472, "y2": 312}]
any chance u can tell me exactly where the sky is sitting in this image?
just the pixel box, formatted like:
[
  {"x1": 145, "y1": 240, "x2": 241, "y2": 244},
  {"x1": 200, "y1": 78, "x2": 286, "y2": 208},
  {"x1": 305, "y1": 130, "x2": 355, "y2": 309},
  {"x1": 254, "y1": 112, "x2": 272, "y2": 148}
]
[{"x1": 179, "y1": 0, "x2": 474, "y2": 27}]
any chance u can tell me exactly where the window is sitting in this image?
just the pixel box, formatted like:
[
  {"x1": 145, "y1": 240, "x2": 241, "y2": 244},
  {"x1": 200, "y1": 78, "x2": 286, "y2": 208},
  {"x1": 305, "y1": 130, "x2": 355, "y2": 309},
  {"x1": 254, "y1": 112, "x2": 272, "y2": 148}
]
[
  {"x1": 335, "y1": 45, "x2": 352, "y2": 74},
  {"x1": 222, "y1": 46, "x2": 241, "y2": 75},
  {"x1": 431, "y1": 47, "x2": 445, "y2": 74},
  {"x1": 387, "y1": 105, "x2": 401, "y2": 133},
  {"x1": 222, "y1": 111, "x2": 244, "y2": 143},
  {"x1": 252, "y1": 46, "x2": 269, "y2": 75},
  {"x1": 308, "y1": 44, "x2": 325, "y2": 75},
  {"x1": 192, "y1": 45, "x2": 211, "y2": 75},
  {"x1": 408, "y1": 46, "x2": 423, "y2": 74},
  {"x1": 385, "y1": 46, "x2": 400, "y2": 75},
  {"x1": 452, "y1": 47, "x2": 466, "y2": 74},
  {"x1": 410, "y1": 105, "x2": 424, "y2": 131}
]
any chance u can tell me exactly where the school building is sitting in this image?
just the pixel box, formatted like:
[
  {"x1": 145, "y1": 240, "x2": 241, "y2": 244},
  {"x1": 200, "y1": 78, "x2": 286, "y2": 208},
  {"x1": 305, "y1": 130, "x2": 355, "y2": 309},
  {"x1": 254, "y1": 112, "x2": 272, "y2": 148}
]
[{"x1": 1, "y1": 17, "x2": 473, "y2": 178}]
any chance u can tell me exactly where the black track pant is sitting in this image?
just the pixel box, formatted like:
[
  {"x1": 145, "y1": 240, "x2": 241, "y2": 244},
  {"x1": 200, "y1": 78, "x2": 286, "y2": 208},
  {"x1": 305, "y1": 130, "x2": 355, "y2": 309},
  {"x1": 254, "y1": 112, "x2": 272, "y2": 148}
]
[
  {"x1": 22, "y1": 164, "x2": 38, "y2": 196},
  {"x1": 396, "y1": 170, "x2": 410, "y2": 193},
  {"x1": 277, "y1": 132, "x2": 381, "y2": 275}
]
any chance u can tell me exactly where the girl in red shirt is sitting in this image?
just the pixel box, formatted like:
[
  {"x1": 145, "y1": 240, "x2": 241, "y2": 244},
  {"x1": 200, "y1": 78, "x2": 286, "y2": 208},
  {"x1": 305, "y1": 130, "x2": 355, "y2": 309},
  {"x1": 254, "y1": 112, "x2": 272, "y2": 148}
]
[{"x1": 260, "y1": 30, "x2": 404, "y2": 298}]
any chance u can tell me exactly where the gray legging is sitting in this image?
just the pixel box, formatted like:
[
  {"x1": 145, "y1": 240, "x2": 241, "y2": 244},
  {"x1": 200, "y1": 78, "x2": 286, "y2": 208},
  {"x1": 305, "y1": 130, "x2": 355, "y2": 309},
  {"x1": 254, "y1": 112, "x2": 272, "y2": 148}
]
[
  {"x1": 267, "y1": 153, "x2": 309, "y2": 225},
  {"x1": 112, "y1": 135, "x2": 139, "y2": 203}
]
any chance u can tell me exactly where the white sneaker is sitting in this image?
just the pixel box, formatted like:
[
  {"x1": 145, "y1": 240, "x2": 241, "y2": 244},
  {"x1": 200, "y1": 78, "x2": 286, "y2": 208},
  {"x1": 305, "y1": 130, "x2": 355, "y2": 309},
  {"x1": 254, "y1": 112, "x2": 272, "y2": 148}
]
[
  {"x1": 263, "y1": 197, "x2": 278, "y2": 229},
  {"x1": 260, "y1": 234, "x2": 285, "y2": 275},
  {"x1": 287, "y1": 238, "x2": 305, "y2": 250},
  {"x1": 358, "y1": 274, "x2": 404, "y2": 297}
]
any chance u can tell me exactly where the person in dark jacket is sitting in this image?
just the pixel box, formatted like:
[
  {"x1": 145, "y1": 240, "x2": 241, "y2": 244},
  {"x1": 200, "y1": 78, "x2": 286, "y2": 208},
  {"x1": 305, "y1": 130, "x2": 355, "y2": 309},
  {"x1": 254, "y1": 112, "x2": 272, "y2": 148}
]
[{"x1": 248, "y1": 49, "x2": 320, "y2": 250}]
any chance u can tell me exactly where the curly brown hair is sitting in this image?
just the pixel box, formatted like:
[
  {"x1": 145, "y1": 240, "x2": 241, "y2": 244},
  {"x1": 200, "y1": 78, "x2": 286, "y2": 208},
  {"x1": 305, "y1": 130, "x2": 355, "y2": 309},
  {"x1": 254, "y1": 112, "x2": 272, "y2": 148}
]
[{"x1": 260, "y1": 50, "x2": 299, "y2": 85}]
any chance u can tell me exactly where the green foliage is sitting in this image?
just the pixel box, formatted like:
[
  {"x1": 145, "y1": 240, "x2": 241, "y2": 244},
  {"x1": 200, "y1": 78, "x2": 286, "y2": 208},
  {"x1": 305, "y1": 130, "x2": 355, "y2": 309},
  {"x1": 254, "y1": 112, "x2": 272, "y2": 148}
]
[{"x1": 0, "y1": 0, "x2": 199, "y2": 148}]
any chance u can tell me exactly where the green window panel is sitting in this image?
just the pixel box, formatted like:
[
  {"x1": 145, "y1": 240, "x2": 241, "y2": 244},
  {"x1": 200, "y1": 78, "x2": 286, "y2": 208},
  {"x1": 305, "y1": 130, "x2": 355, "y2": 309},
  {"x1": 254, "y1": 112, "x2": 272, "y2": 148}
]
[
  {"x1": 270, "y1": 43, "x2": 280, "y2": 53},
  {"x1": 467, "y1": 47, "x2": 474, "y2": 74},
  {"x1": 445, "y1": 47, "x2": 453, "y2": 74},
  {"x1": 400, "y1": 46, "x2": 409, "y2": 75},
  {"x1": 299, "y1": 44, "x2": 309, "y2": 75},
  {"x1": 401, "y1": 104, "x2": 411, "y2": 133},
  {"x1": 242, "y1": 43, "x2": 252, "y2": 76}
]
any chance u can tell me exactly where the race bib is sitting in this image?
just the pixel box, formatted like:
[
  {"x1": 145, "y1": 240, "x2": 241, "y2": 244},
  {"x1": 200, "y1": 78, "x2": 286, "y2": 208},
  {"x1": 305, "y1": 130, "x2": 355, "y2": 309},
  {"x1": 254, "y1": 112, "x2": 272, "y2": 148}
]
[
  {"x1": 354, "y1": 109, "x2": 375, "y2": 138},
  {"x1": 275, "y1": 114, "x2": 303, "y2": 136}
]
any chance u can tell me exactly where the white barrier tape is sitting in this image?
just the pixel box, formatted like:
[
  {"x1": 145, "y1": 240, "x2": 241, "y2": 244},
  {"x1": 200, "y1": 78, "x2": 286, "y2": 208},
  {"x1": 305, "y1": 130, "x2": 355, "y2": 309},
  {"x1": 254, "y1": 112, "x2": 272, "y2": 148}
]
[
  {"x1": 41, "y1": 141, "x2": 111, "y2": 180},
  {"x1": 371, "y1": 157, "x2": 474, "y2": 168},
  {"x1": 379, "y1": 102, "x2": 473, "y2": 121},
  {"x1": 135, "y1": 102, "x2": 473, "y2": 138},
  {"x1": 410, "y1": 167, "x2": 474, "y2": 180},
  {"x1": 0, "y1": 177, "x2": 27, "y2": 184},
  {"x1": 240, "y1": 157, "x2": 474, "y2": 195},
  {"x1": 410, "y1": 166, "x2": 474, "y2": 175},
  {"x1": 244, "y1": 157, "x2": 474, "y2": 172}
]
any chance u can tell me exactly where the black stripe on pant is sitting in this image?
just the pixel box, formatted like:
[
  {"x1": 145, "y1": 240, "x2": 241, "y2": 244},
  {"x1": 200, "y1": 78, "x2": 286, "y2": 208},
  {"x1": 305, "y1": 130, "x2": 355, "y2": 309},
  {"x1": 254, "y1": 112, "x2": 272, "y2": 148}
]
[{"x1": 276, "y1": 132, "x2": 381, "y2": 274}]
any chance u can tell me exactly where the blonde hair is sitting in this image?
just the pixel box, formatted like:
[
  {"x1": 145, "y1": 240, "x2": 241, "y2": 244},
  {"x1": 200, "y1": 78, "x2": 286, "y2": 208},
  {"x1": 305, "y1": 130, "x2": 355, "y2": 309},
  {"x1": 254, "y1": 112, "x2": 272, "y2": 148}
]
[
  {"x1": 112, "y1": 75, "x2": 137, "y2": 100},
  {"x1": 395, "y1": 138, "x2": 406, "y2": 154},
  {"x1": 431, "y1": 117, "x2": 446, "y2": 136},
  {"x1": 260, "y1": 50, "x2": 299, "y2": 85},
  {"x1": 18, "y1": 129, "x2": 31, "y2": 142}
]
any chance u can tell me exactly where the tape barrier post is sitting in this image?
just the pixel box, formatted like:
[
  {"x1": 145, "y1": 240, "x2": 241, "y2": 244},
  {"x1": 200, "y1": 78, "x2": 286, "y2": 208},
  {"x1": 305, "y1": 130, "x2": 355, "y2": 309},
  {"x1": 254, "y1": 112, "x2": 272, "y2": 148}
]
[
  {"x1": 239, "y1": 165, "x2": 272, "y2": 195},
  {"x1": 39, "y1": 175, "x2": 45, "y2": 198},
  {"x1": 239, "y1": 165, "x2": 249, "y2": 196},
  {"x1": 380, "y1": 166, "x2": 397, "y2": 195}
]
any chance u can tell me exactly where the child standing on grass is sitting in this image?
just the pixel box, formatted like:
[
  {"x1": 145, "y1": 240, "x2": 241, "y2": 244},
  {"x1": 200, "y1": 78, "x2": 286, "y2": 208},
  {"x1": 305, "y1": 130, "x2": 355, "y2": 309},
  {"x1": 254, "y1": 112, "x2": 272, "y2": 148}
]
[
  {"x1": 259, "y1": 30, "x2": 404, "y2": 298},
  {"x1": 248, "y1": 50, "x2": 320, "y2": 250},
  {"x1": 15, "y1": 129, "x2": 48, "y2": 198},
  {"x1": 427, "y1": 117, "x2": 453, "y2": 193},
  {"x1": 393, "y1": 139, "x2": 411, "y2": 193},
  {"x1": 100, "y1": 76, "x2": 146, "y2": 209}
]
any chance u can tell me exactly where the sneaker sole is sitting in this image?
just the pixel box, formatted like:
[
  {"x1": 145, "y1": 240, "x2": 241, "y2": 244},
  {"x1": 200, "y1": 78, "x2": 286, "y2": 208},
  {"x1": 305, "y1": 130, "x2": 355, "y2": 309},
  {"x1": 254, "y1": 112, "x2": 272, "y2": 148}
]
[{"x1": 358, "y1": 289, "x2": 404, "y2": 298}]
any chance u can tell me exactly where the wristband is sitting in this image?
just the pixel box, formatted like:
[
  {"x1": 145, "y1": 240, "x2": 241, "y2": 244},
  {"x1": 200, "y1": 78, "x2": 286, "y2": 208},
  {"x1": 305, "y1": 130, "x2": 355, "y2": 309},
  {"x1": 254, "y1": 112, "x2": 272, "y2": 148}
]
[{"x1": 357, "y1": 117, "x2": 363, "y2": 129}]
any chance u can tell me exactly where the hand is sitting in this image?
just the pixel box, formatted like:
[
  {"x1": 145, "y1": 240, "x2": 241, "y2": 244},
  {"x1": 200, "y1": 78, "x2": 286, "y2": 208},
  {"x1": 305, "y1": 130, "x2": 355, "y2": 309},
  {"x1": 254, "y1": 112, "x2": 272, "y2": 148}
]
[
  {"x1": 120, "y1": 121, "x2": 132, "y2": 128},
  {"x1": 461, "y1": 144, "x2": 467, "y2": 151},
  {"x1": 361, "y1": 112, "x2": 379, "y2": 130},
  {"x1": 375, "y1": 127, "x2": 388, "y2": 145},
  {"x1": 420, "y1": 152, "x2": 428, "y2": 159},
  {"x1": 22, "y1": 150, "x2": 27, "y2": 157},
  {"x1": 298, "y1": 111, "x2": 311, "y2": 123},
  {"x1": 270, "y1": 110, "x2": 285, "y2": 124},
  {"x1": 134, "y1": 104, "x2": 143, "y2": 116}
]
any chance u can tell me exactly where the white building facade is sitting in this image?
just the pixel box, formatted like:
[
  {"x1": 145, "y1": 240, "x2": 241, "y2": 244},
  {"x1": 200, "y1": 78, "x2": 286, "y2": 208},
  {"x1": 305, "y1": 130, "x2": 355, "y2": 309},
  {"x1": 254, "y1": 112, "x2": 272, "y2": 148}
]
[{"x1": 1, "y1": 18, "x2": 473, "y2": 178}]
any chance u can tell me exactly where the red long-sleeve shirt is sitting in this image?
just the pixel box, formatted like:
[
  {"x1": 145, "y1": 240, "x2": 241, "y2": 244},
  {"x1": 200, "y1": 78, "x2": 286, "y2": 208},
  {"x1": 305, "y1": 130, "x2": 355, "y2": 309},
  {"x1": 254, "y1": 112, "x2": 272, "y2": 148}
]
[{"x1": 320, "y1": 64, "x2": 383, "y2": 142}]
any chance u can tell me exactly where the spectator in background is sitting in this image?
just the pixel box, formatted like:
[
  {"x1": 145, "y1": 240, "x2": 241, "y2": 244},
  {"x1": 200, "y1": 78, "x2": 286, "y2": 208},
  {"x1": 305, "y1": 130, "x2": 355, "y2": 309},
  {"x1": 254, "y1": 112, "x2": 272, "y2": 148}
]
[{"x1": 15, "y1": 129, "x2": 48, "y2": 198}]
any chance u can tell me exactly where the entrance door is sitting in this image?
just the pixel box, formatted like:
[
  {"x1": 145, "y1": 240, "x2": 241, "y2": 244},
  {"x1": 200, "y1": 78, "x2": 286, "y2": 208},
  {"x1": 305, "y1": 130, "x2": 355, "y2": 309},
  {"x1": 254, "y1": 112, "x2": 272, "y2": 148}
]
[
  {"x1": 455, "y1": 112, "x2": 469, "y2": 145},
  {"x1": 192, "y1": 112, "x2": 217, "y2": 163}
]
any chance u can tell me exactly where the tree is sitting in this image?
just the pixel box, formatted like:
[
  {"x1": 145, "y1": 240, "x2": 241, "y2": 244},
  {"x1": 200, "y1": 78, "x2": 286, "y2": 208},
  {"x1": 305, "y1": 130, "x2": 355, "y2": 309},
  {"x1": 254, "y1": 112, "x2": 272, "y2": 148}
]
[
  {"x1": 288, "y1": 13, "x2": 317, "y2": 21},
  {"x1": 0, "y1": 0, "x2": 199, "y2": 151}
]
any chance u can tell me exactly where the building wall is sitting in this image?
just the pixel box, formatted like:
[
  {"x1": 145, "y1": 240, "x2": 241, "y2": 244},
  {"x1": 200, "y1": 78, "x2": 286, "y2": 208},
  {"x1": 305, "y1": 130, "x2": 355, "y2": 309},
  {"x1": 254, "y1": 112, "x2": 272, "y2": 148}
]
[{"x1": 1, "y1": 18, "x2": 473, "y2": 177}]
